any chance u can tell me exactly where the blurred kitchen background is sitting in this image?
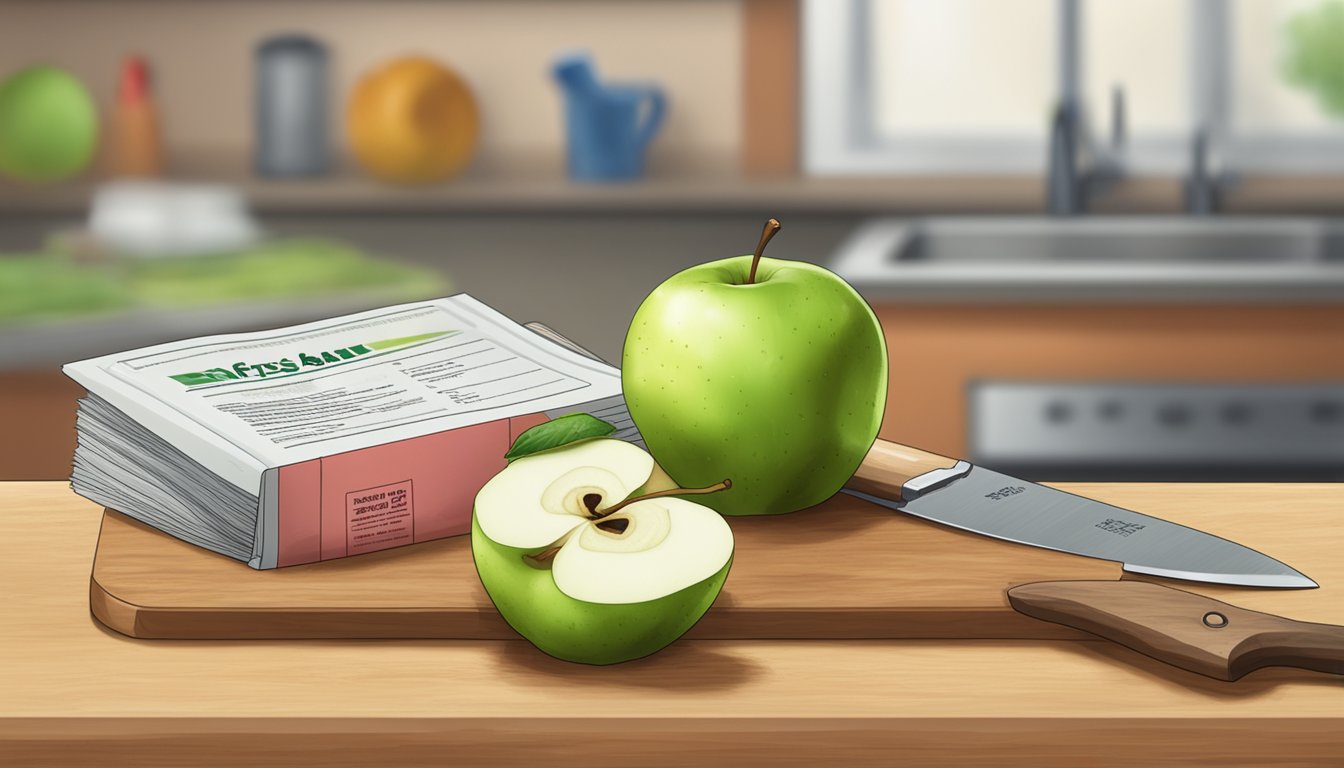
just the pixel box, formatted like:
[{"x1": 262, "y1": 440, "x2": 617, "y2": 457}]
[{"x1": 4, "y1": 0, "x2": 1344, "y2": 483}]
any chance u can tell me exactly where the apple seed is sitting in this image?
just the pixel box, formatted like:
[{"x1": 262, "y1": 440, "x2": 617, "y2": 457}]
[
  {"x1": 594, "y1": 517, "x2": 630, "y2": 535},
  {"x1": 582, "y1": 493, "x2": 603, "y2": 515}
]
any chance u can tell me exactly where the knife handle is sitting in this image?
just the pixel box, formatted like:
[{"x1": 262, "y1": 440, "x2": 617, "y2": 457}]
[
  {"x1": 1007, "y1": 580, "x2": 1344, "y2": 681},
  {"x1": 846, "y1": 439, "x2": 960, "y2": 500}
]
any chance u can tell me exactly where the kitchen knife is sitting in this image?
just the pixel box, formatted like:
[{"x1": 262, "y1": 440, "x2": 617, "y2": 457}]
[
  {"x1": 844, "y1": 440, "x2": 1316, "y2": 589},
  {"x1": 844, "y1": 441, "x2": 1344, "y2": 680}
]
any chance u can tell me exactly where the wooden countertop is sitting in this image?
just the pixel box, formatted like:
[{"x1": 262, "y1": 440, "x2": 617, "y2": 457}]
[{"x1": 5, "y1": 481, "x2": 1344, "y2": 766}]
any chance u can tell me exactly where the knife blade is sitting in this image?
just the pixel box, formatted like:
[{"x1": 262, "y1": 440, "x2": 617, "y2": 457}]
[{"x1": 845, "y1": 440, "x2": 1316, "y2": 589}]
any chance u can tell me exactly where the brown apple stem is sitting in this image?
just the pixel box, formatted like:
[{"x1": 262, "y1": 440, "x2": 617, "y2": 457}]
[
  {"x1": 593, "y1": 479, "x2": 733, "y2": 519},
  {"x1": 527, "y1": 546, "x2": 562, "y2": 565},
  {"x1": 523, "y1": 527, "x2": 580, "y2": 566},
  {"x1": 746, "y1": 218, "x2": 782, "y2": 285}
]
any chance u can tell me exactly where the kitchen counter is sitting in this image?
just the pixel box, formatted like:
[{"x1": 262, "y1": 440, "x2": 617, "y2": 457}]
[
  {"x1": 4, "y1": 482, "x2": 1343, "y2": 766},
  {"x1": 12, "y1": 212, "x2": 1344, "y2": 369}
]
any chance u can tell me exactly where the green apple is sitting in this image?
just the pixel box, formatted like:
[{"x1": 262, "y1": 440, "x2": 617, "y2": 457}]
[
  {"x1": 0, "y1": 66, "x2": 98, "y2": 182},
  {"x1": 622, "y1": 219, "x2": 887, "y2": 516},
  {"x1": 472, "y1": 436, "x2": 733, "y2": 665}
]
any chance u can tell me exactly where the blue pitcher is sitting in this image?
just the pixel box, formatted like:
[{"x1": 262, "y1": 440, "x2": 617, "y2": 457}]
[{"x1": 552, "y1": 53, "x2": 666, "y2": 182}]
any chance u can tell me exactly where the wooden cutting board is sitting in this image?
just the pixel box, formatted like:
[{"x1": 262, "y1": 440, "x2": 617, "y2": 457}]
[{"x1": 90, "y1": 490, "x2": 1132, "y2": 640}]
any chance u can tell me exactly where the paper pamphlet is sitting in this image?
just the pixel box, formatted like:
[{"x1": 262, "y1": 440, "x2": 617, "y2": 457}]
[{"x1": 64, "y1": 294, "x2": 632, "y2": 568}]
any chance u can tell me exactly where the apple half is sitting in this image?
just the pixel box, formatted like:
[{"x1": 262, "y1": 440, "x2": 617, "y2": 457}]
[{"x1": 472, "y1": 438, "x2": 734, "y2": 665}]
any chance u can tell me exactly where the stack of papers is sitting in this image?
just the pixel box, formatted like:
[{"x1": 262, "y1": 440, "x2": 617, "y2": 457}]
[{"x1": 64, "y1": 295, "x2": 635, "y2": 568}]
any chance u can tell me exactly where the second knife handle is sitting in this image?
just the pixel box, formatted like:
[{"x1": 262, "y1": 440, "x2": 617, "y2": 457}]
[
  {"x1": 1008, "y1": 580, "x2": 1344, "y2": 681},
  {"x1": 846, "y1": 439, "x2": 960, "y2": 500}
]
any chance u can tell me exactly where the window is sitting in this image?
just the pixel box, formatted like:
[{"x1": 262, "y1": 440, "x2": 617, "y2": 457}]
[
  {"x1": 804, "y1": 0, "x2": 1344, "y2": 175},
  {"x1": 1224, "y1": 0, "x2": 1344, "y2": 171}
]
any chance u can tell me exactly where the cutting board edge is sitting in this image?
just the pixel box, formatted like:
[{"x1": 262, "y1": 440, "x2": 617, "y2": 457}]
[
  {"x1": 89, "y1": 575, "x2": 1099, "y2": 642},
  {"x1": 89, "y1": 576, "x2": 526, "y2": 640},
  {"x1": 87, "y1": 500, "x2": 1124, "y2": 642},
  {"x1": 89, "y1": 575, "x2": 140, "y2": 638}
]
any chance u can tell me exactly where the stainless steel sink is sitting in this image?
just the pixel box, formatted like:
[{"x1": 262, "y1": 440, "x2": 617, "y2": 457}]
[{"x1": 830, "y1": 217, "x2": 1344, "y2": 300}]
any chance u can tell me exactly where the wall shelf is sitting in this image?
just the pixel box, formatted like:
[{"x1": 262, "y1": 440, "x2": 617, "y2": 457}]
[
  {"x1": 4, "y1": 167, "x2": 1344, "y2": 216},
  {"x1": 0, "y1": 166, "x2": 1048, "y2": 216}
]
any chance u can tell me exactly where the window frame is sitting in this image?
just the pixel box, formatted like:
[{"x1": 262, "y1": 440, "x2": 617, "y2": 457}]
[
  {"x1": 803, "y1": 0, "x2": 1344, "y2": 177},
  {"x1": 803, "y1": 0, "x2": 1048, "y2": 175}
]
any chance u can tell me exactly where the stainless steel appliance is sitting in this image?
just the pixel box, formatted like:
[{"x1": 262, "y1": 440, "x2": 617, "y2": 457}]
[{"x1": 971, "y1": 381, "x2": 1344, "y2": 481}]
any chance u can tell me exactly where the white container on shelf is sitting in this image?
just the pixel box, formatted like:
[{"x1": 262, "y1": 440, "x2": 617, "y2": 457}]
[{"x1": 88, "y1": 181, "x2": 261, "y2": 257}]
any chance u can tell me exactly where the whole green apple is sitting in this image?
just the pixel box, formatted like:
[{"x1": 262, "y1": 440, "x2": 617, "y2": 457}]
[
  {"x1": 622, "y1": 219, "x2": 887, "y2": 516},
  {"x1": 0, "y1": 66, "x2": 98, "y2": 182},
  {"x1": 472, "y1": 436, "x2": 733, "y2": 665}
]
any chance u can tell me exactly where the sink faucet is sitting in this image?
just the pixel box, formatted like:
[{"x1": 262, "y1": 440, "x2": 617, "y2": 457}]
[
  {"x1": 1186, "y1": 128, "x2": 1217, "y2": 215},
  {"x1": 1185, "y1": 125, "x2": 1236, "y2": 215},
  {"x1": 1046, "y1": 0, "x2": 1125, "y2": 216},
  {"x1": 1046, "y1": 87, "x2": 1126, "y2": 216},
  {"x1": 1049, "y1": 0, "x2": 1235, "y2": 216}
]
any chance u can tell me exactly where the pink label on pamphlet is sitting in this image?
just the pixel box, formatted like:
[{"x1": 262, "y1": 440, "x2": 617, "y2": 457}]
[{"x1": 346, "y1": 480, "x2": 414, "y2": 555}]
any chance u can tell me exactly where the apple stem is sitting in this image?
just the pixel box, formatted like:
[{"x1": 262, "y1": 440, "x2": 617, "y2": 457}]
[
  {"x1": 528, "y1": 545, "x2": 562, "y2": 565},
  {"x1": 746, "y1": 218, "x2": 781, "y2": 285},
  {"x1": 524, "y1": 527, "x2": 580, "y2": 566},
  {"x1": 593, "y1": 479, "x2": 733, "y2": 519}
]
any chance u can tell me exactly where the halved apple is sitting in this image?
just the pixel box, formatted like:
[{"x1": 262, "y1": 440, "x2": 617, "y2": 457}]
[{"x1": 472, "y1": 438, "x2": 734, "y2": 665}]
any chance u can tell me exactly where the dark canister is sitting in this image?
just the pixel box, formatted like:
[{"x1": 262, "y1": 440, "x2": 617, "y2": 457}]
[{"x1": 254, "y1": 34, "x2": 329, "y2": 177}]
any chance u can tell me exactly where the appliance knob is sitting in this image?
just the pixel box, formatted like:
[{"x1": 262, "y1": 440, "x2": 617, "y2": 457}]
[
  {"x1": 1044, "y1": 400, "x2": 1073, "y2": 424},
  {"x1": 1220, "y1": 402, "x2": 1253, "y2": 425},
  {"x1": 1310, "y1": 400, "x2": 1342, "y2": 424},
  {"x1": 1097, "y1": 400, "x2": 1124, "y2": 421},
  {"x1": 1157, "y1": 402, "x2": 1193, "y2": 428}
]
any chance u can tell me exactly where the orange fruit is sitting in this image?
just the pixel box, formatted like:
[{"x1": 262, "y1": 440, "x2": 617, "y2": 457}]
[{"x1": 346, "y1": 56, "x2": 479, "y2": 183}]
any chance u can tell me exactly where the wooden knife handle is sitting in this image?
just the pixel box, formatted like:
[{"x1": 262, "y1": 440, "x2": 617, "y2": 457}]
[
  {"x1": 845, "y1": 439, "x2": 960, "y2": 500},
  {"x1": 1008, "y1": 580, "x2": 1344, "y2": 681}
]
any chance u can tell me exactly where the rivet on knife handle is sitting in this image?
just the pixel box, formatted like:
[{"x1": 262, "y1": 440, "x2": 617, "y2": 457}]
[{"x1": 1007, "y1": 580, "x2": 1344, "y2": 681}]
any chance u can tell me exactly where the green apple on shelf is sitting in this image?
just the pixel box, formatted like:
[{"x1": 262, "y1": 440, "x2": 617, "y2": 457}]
[
  {"x1": 472, "y1": 415, "x2": 733, "y2": 665},
  {"x1": 622, "y1": 218, "x2": 888, "y2": 516},
  {"x1": 0, "y1": 65, "x2": 98, "y2": 182}
]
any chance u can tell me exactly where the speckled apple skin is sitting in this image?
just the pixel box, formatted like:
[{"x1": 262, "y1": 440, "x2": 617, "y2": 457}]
[
  {"x1": 622, "y1": 255, "x2": 888, "y2": 516},
  {"x1": 471, "y1": 515, "x2": 732, "y2": 665}
]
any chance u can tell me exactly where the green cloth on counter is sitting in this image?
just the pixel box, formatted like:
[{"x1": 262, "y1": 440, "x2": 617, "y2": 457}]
[
  {"x1": 0, "y1": 253, "x2": 130, "y2": 321},
  {"x1": 0, "y1": 238, "x2": 447, "y2": 326}
]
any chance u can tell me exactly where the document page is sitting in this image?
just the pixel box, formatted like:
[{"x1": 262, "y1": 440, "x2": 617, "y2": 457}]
[{"x1": 65, "y1": 295, "x2": 622, "y2": 470}]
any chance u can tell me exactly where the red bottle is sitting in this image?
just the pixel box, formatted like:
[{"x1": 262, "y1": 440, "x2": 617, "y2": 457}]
[{"x1": 107, "y1": 55, "x2": 164, "y2": 177}]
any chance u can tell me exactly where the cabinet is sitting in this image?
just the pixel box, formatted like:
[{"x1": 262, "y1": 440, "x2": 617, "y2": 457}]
[{"x1": 873, "y1": 303, "x2": 1344, "y2": 464}]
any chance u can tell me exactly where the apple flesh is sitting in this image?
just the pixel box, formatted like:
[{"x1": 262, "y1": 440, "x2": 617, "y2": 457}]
[
  {"x1": 622, "y1": 252, "x2": 887, "y2": 516},
  {"x1": 472, "y1": 438, "x2": 733, "y2": 665}
]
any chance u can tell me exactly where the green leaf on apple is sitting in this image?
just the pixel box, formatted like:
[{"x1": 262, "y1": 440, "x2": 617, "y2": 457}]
[{"x1": 504, "y1": 413, "x2": 617, "y2": 463}]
